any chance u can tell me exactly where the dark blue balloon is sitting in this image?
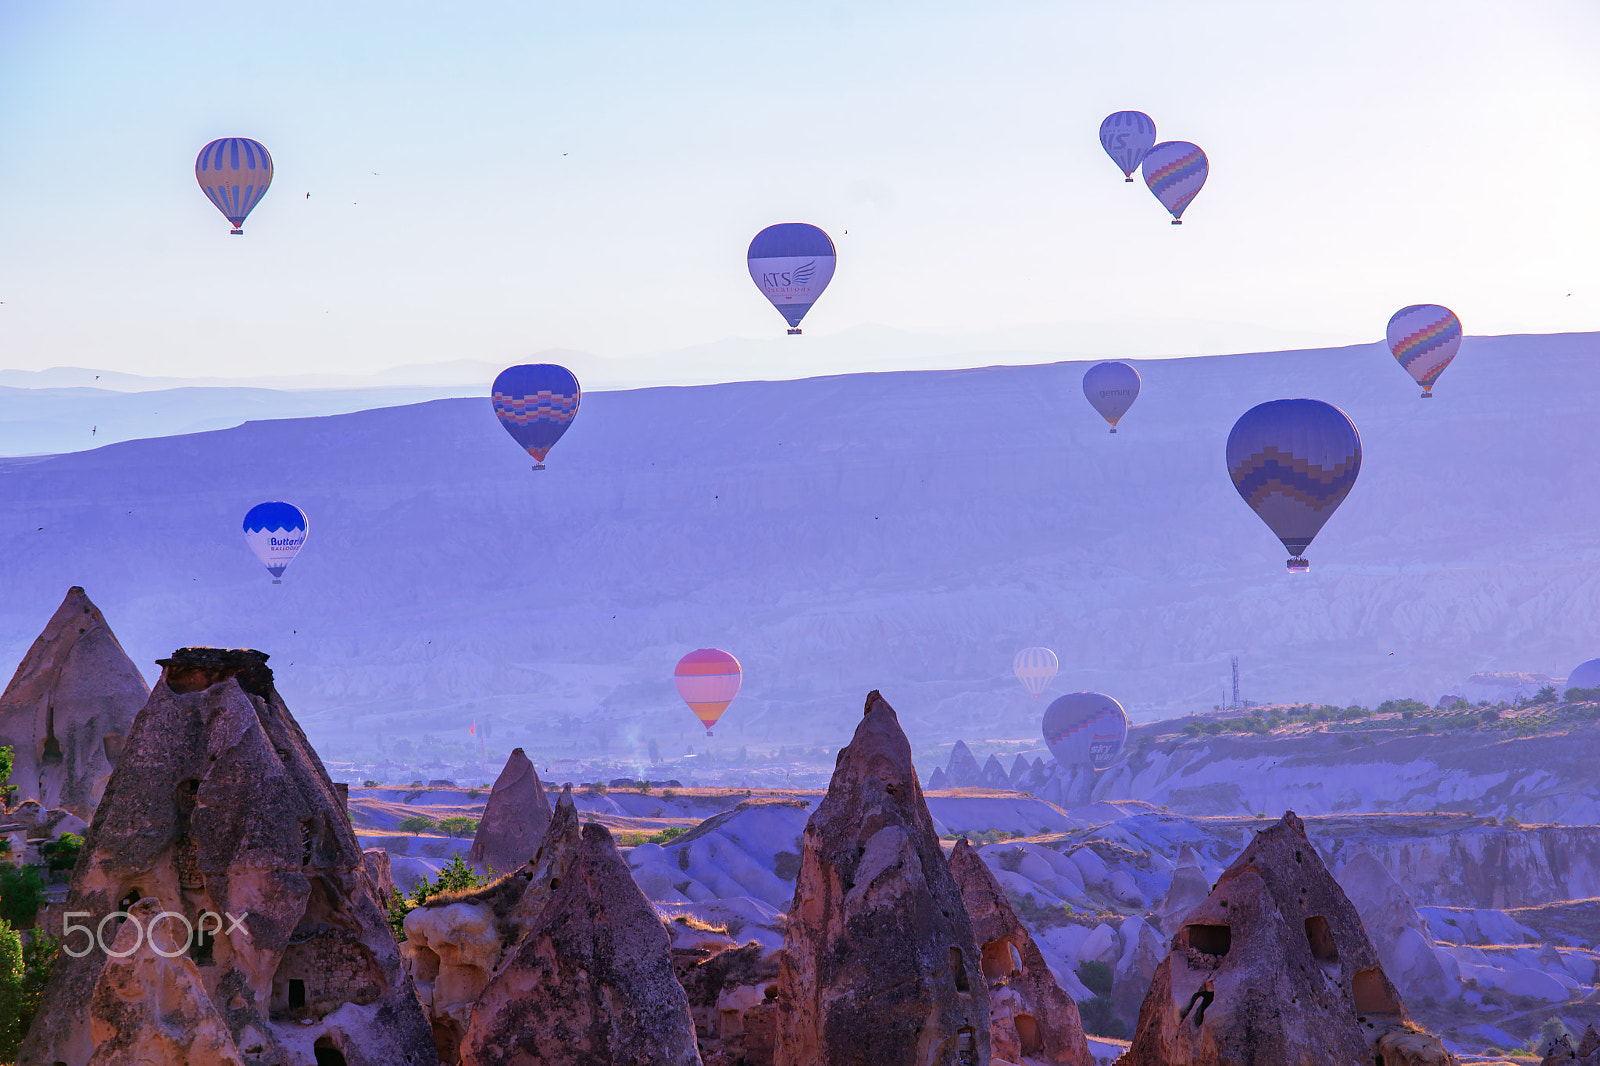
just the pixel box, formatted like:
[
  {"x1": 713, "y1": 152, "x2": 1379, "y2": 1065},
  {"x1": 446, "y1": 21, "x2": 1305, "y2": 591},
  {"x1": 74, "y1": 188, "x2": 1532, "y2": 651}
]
[
  {"x1": 491, "y1": 364, "x2": 581, "y2": 468},
  {"x1": 1226, "y1": 399, "x2": 1361, "y2": 570}
]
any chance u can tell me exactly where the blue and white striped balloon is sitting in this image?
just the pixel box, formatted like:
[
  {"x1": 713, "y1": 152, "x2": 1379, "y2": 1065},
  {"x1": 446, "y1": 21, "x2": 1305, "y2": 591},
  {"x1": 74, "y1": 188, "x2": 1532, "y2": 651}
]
[
  {"x1": 1098, "y1": 112, "x2": 1156, "y2": 181},
  {"x1": 196, "y1": 138, "x2": 274, "y2": 235},
  {"x1": 243, "y1": 501, "x2": 307, "y2": 583},
  {"x1": 747, "y1": 223, "x2": 836, "y2": 334}
]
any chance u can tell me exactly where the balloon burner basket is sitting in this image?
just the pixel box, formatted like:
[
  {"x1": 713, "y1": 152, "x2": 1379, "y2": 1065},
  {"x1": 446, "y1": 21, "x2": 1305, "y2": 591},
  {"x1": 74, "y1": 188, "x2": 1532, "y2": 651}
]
[
  {"x1": 1286, "y1": 557, "x2": 1309, "y2": 573},
  {"x1": 786, "y1": 328, "x2": 802, "y2": 335}
]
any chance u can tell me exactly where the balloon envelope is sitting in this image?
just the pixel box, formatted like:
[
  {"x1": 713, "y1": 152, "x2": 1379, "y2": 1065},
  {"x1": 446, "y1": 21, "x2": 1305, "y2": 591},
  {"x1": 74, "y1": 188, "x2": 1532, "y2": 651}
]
[
  {"x1": 747, "y1": 224, "x2": 836, "y2": 331},
  {"x1": 675, "y1": 649, "x2": 742, "y2": 733},
  {"x1": 242, "y1": 501, "x2": 308, "y2": 581},
  {"x1": 1042, "y1": 692, "x2": 1128, "y2": 770},
  {"x1": 1386, "y1": 305, "x2": 1462, "y2": 395},
  {"x1": 1099, "y1": 111, "x2": 1157, "y2": 180},
  {"x1": 196, "y1": 138, "x2": 273, "y2": 234},
  {"x1": 1227, "y1": 399, "x2": 1361, "y2": 570},
  {"x1": 492, "y1": 364, "x2": 581, "y2": 465},
  {"x1": 1568, "y1": 659, "x2": 1600, "y2": 693},
  {"x1": 1141, "y1": 141, "x2": 1207, "y2": 221},
  {"x1": 1082, "y1": 361, "x2": 1141, "y2": 431},
  {"x1": 1013, "y1": 647, "x2": 1059, "y2": 698}
]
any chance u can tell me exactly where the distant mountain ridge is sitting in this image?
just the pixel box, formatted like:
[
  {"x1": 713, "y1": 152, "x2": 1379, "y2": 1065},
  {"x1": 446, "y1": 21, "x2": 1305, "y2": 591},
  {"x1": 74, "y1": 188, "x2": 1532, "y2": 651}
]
[{"x1": 0, "y1": 331, "x2": 1595, "y2": 759}]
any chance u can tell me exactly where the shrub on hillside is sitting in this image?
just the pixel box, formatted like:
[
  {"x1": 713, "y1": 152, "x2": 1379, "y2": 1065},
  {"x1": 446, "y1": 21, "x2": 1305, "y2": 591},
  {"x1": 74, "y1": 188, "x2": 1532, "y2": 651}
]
[
  {"x1": 1202, "y1": 722, "x2": 1223, "y2": 735},
  {"x1": 1182, "y1": 723, "x2": 1202, "y2": 737},
  {"x1": 1077, "y1": 959, "x2": 1114, "y2": 997},
  {"x1": 398, "y1": 815, "x2": 437, "y2": 834},
  {"x1": 1567, "y1": 687, "x2": 1600, "y2": 703}
]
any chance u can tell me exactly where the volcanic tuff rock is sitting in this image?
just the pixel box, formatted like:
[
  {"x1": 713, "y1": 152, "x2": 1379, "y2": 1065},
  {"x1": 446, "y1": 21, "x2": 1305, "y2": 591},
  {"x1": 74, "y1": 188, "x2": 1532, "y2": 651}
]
[
  {"x1": 0, "y1": 586, "x2": 148, "y2": 819},
  {"x1": 86, "y1": 897, "x2": 246, "y2": 1066},
  {"x1": 1120, "y1": 811, "x2": 1456, "y2": 1066},
  {"x1": 945, "y1": 740, "x2": 982, "y2": 788},
  {"x1": 1335, "y1": 845, "x2": 1458, "y2": 1002},
  {"x1": 469, "y1": 747, "x2": 552, "y2": 874},
  {"x1": 674, "y1": 941, "x2": 782, "y2": 1065},
  {"x1": 776, "y1": 691, "x2": 990, "y2": 1066},
  {"x1": 19, "y1": 646, "x2": 436, "y2": 1066},
  {"x1": 948, "y1": 837, "x2": 1092, "y2": 1066},
  {"x1": 980, "y1": 755, "x2": 1012, "y2": 791},
  {"x1": 405, "y1": 785, "x2": 583, "y2": 1064},
  {"x1": 461, "y1": 822, "x2": 701, "y2": 1066}
]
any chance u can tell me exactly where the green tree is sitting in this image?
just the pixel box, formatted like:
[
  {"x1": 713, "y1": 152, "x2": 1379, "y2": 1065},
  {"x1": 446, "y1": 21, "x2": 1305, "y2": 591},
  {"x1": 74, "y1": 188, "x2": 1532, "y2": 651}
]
[
  {"x1": 39, "y1": 832, "x2": 83, "y2": 872},
  {"x1": 1076, "y1": 959, "x2": 1114, "y2": 997},
  {"x1": 0, "y1": 746, "x2": 14, "y2": 808},
  {"x1": 398, "y1": 815, "x2": 437, "y2": 834},
  {"x1": 0, "y1": 867, "x2": 44, "y2": 928},
  {"x1": 0, "y1": 920, "x2": 21, "y2": 1058},
  {"x1": 437, "y1": 816, "x2": 478, "y2": 838}
]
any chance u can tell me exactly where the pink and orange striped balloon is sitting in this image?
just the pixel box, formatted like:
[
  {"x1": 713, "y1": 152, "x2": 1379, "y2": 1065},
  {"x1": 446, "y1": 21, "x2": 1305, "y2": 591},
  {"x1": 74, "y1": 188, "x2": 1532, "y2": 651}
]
[{"x1": 674, "y1": 649, "x2": 742, "y2": 736}]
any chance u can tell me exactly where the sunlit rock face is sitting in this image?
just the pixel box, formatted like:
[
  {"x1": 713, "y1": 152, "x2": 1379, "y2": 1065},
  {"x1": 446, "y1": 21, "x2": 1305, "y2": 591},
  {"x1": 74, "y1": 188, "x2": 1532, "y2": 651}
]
[
  {"x1": 0, "y1": 586, "x2": 148, "y2": 819},
  {"x1": 20, "y1": 646, "x2": 436, "y2": 1066},
  {"x1": 776, "y1": 690, "x2": 990, "y2": 1066},
  {"x1": 461, "y1": 822, "x2": 701, "y2": 1066},
  {"x1": 403, "y1": 786, "x2": 584, "y2": 1064},
  {"x1": 948, "y1": 837, "x2": 1092, "y2": 1066},
  {"x1": 469, "y1": 747, "x2": 552, "y2": 875},
  {"x1": 1120, "y1": 810, "x2": 1457, "y2": 1066}
]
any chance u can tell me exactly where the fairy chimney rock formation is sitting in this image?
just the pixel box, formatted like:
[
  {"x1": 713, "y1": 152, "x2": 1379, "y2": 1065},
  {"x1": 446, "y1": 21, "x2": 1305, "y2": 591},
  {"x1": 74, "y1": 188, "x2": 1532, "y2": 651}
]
[
  {"x1": 461, "y1": 822, "x2": 701, "y2": 1066},
  {"x1": 948, "y1": 838, "x2": 1092, "y2": 1066},
  {"x1": 0, "y1": 586, "x2": 149, "y2": 819},
  {"x1": 945, "y1": 739, "x2": 982, "y2": 787},
  {"x1": 775, "y1": 690, "x2": 990, "y2": 1066},
  {"x1": 469, "y1": 747, "x2": 552, "y2": 874},
  {"x1": 1120, "y1": 810, "x2": 1458, "y2": 1066},
  {"x1": 405, "y1": 785, "x2": 584, "y2": 1064},
  {"x1": 979, "y1": 755, "x2": 1011, "y2": 791},
  {"x1": 86, "y1": 897, "x2": 246, "y2": 1066},
  {"x1": 20, "y1": 646, "x2": 436, "y2": 1066}
]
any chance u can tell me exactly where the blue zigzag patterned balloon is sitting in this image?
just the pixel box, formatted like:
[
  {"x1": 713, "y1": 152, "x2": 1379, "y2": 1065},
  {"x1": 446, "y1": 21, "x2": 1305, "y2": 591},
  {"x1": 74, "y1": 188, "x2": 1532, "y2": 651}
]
[{"x1": 1226, "y1": 399, "x2": 1361, "y2": 571}]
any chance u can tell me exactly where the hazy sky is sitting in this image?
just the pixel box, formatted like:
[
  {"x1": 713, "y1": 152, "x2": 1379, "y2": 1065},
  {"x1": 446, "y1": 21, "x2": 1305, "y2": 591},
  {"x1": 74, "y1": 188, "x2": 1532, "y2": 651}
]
[{"x1": 1, "y1": 2, "x2": 1596, "y2": 380}]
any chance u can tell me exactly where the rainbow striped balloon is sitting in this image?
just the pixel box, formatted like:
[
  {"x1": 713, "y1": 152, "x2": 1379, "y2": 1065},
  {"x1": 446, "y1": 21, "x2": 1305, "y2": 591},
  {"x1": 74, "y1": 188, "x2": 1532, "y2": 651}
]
[
  {"x1": 1141, "y1": 141, "x2": 1208, "y2": 223},
  {"x1": 675, "y1": 649, "x2": 742, "y2": 736},
  {"x1": 1385, "y1": 304, "x2": 1462, "y2": 397},
  {"x1": 196, "y1": 138, "x2": 273, "y2": 235}
]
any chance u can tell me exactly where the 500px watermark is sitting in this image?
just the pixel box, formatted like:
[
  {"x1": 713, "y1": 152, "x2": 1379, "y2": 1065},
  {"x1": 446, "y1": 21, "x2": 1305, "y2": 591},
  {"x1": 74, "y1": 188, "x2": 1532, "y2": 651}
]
[{"x1": 62, "y1": 910, "x2": 251, "y2": 958}]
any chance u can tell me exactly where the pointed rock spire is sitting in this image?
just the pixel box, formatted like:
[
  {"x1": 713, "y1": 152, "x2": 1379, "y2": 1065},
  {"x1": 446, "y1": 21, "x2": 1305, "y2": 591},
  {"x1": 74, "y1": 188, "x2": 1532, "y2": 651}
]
[
  {"x1": 1121, "y1": 811, "x2": 1457, "y2": 1066},
  {"x1": 1007, "y1": 754, "x2": 1031, "y2": 786},
  {"x1": 945, "y1": 739, "x2": 981, "y2": 787},
  {"x1": 776, "y1": 690, "x2": 990, "y2": 1066},
  {"x1": 21, "y1": 646, "x2": 435, "y2": 1066},
  {"x1": 0, "y1": 586, "x2": 148, "y2": 818},
  {"x1": 462, "y1": 822, "x2": 701, "y2": 1066},
  {"x1": 949, "y1": 838, "x2": 1092, "y2": 1066},
  {"x1": 469, "y1": 746, "x2": 552, "y2": 874},
  {"x1": 404, "y1": 786, "x2": 585, "y2": 1065},
  {"x1": 980, "y1": 754, "x2": 1011, "y2": 791}
]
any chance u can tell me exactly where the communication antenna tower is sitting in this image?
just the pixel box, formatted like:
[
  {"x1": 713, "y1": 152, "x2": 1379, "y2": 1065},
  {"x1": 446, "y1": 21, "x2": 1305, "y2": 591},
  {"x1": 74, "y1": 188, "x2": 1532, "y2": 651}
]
[{"x1": 1231, "y1": 656, "x2": 1241, "y2": 709}]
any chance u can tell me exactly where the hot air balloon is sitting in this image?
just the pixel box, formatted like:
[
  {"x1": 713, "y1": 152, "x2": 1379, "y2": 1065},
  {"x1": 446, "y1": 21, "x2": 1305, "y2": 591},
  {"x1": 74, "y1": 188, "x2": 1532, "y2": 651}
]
[
  {"x1": 1013, "y1": 648, "x2": 1059, "y2": 698},
  {"x1": 1141, "y1": 141, "x2": 1207, "y2": 224},
  {"x1": 243, "y1": 501, "x2": 308, "y2": 583},
  {"x1": 1042, "y1": 692, "x2": 1128, "y2": 770},
  {"x1": 1099, "y1": 111, "x2": 1157, "y2": 182},
  {"x1": 1082, "y1": 361, "x2": 1141, "y2": 433},
  {"x1": 1386, "y1": 305, "x2": 1462, "y2": 398},
  {"x1": 1568, "y1": 658, "x2": 1600, "y2": 694},
  {"x1": 1227, "y1": 399, "x2": 1361, "y2": 573},
  {"x1": 492, "y1": 364, "x2": 581, "y2": 470},
  {"x1": 196, "y1": 138, "x2": 274, "y2": 235},
  {"x1": 675, "y1": 649, "x2": 742, "y2": 736},
  {"x1": 747, "y1": 223, "x2": 836, "y2": 334}
]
